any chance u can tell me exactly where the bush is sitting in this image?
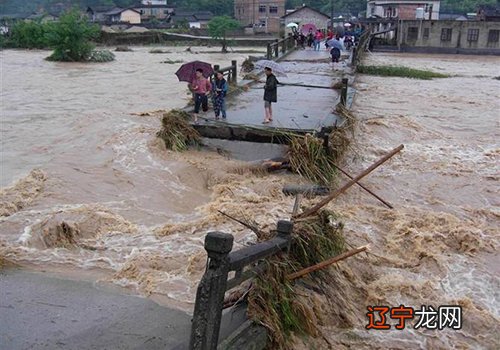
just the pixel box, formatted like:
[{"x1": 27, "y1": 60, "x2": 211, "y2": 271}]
[
  {"x1": 8, "y1": 20, "x2": 53, "y2": 49},
  {"x1": 88, "y1": 49, "x2": 115, "y2": 62},
  {"x1": 357, "y1": 65, "x2": 449, "y2": 80},
  {"x1": 46, "y1": 10, "x2": 100, "y2": 62}
]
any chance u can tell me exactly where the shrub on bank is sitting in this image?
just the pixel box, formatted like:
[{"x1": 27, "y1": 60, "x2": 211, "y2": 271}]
[
  {"x1": 7, "y1": 20, "x2": 54, "y2": 49},
  {"x1": 357, "y1": 65, "x2": 449, "y2": 80},
  {"x1": 88, "y1": 49, "x2": 115, "y2": 62}
]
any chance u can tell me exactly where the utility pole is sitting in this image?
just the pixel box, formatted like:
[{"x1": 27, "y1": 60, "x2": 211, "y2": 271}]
[{"x1": 330, "y1": 0, "x2": 334, "y2": 29}]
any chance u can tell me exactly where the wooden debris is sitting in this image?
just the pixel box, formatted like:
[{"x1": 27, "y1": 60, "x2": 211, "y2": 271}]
[
  {"x1": 287, "y1": 245, "x2": 369, "y2": 281},
  {"x1": 295, "y1": 144, "x2": 404, "y2": 219},
  {"x1": 217, "y1": 210, "x2": 266, "y2": 239},
  {"x1": 331, "y1": 162, "x2": 393, "y2": 209}
]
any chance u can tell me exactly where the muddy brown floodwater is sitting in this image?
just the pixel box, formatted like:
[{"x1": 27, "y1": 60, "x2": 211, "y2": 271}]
[
  {"x1": 292, "y1": 53, "x2": 499, "y2": 350},
  {"x1": 1, "y1": 47, "x2": 499, "y2": 348}
]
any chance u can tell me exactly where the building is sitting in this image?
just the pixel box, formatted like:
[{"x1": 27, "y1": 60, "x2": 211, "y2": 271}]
[
  {"x1": 397, "y1": 19, "x2": 500, "y2": 54},
  {"x1": 282, "y1": 5, "x2": 330, "y2": 34},
  {"x1": 104, "y1": 8, "x2": 142, "y2": 24},
  {"x1": 171, "y1": 11, "x2": 214, "y2": 29},
  {"x1": 477, "y1": 5, "x2": 500, "y2": 21},
  {"x1": 439, "y1": 13, "x2": 468, "y2": 21},
  {"x1": 140, "y1": 0, "x2": 167, "y2": 4},
  {"x1": 133, "y1": 4, "x2": 175, "y2": 21},
  {"x1": 367, "y1": 0, "x2": 441, "y2": 20},
  {"x1": 87, "y1": 6, "x2": 115, "y2": 22},
  {"x1": 234, "y1": 0, "x2": 285, "y2": 33}
]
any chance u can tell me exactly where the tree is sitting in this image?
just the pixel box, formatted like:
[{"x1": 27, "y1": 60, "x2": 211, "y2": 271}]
[
  {"x1": 8, "y1": 20, "x2": 53, "y2": 49},
  {"x1": 207, "y1": 16, "x2": 240, "y2": 53},
  {"x1": 45, "y1": 9, "x2": 100, "y2": 61}
]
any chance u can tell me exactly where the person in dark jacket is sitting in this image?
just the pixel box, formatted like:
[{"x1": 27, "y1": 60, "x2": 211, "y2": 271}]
[{"x1": 263, "y1": 67, "x2": 278, "y2": 124}]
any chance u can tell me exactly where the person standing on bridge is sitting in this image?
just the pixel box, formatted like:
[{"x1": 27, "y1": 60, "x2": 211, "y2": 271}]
[
  {"x1": 314, "y1": 30, "x2": 324, "y2": 51},
  {"x1": 263, "y1": 67, "x2": 278, "y2": 124},
  {"x1": 211, "y1": 71, "x2": 228, "y2": 120},
  {"x1": 190, "y1": 68, "x2": 211, "y2": 124}
]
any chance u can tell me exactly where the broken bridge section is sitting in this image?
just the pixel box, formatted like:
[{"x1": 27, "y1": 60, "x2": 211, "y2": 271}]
[{"x1": 192, "y1": 48, "x2": 355, "y2": 144}]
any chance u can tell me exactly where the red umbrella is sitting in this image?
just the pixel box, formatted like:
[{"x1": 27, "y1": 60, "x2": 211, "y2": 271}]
[
  {"x1": 301, "y1": 23, "x2": 317, "y2": 34},
  {"x1": 175, "y1": 61, "x2": 213, "y2": 83}
]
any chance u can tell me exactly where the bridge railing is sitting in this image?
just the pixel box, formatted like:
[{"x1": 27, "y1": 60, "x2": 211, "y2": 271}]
[
  {"x1": 266, "y1": 34, "x2": 296, "y2": 60},
  {"x1": 213, "y1": 60, "x2": 238, "y2": 85},
  {"x1": 351, "y1": 30, "x2": 371, "y2": 68},
  {"x1": 189, "y1": 220, "x2": 293, "y2": 350}
]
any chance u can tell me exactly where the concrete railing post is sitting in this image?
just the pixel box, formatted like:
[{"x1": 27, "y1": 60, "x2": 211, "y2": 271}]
[
  {"x1": 276, "y1": 220, "x2": 293, "y2": 252},
  {"x1": 189, "y1": 232, "x2": 234, "y2": 350},
  {"x1": 340, "y1": 78, "x2": 349, "y2": 106},
  {"x1": 267, "y1": 42, "x2": 272, "y2": 59},
  {"x1": 231, "y1": 60, "x2": 237, "y2": 84}
]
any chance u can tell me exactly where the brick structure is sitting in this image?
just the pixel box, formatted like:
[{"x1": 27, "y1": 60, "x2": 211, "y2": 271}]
[
  {"x1": 282, "y1": 5, "x2": 330, "y2": 35},
  {"x1": 234, "y1": 0, "x2": 285, "y2": 33}
]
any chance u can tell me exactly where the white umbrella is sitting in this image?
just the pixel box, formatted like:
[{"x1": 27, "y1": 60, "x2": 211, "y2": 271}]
[
  {"x1": 286, "y1": 22, "x2": 299, "y2": 28},
  {"x1": 344, "y1": 23, "x2": 352, "y2": 27},
  {"x1": 254, "y1": 60, "x2": 287, "y2": 76}
]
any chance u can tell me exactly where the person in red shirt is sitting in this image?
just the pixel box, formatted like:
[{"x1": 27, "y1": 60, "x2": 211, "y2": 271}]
[
  {"x1": 314, "y1": 30, "x2": 324, "y2": 51},
  {"x1": 190, "y1": 68, "x2": 212, "y2": 123}
]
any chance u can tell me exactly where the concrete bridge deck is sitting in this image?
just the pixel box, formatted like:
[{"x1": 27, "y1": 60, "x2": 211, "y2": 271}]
[{"x1": 192, "y1": 48, "x2": 354, "y2": 143}]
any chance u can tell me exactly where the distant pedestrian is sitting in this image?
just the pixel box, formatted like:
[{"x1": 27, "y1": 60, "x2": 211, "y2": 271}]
[
  {"x1": 325, "y1": 29, "x2": 334, "y2": 49},
  {"x1": 330, "y1": 47, "x2": 341, "y2": 67},
  {"x1": 190, "y1": 68, "x2": 211, "y2": 123},
  {"x1": 263, "y1": 67, "x2": 278, "y2": 124},
  {"x1": 314, "y1": 30, "x2": 324, "y2": 51},
  {"x1": 299, "y1": 33, "x2": 306, "y2": 49},
  {"x1": 211, "y1": 71, "x2": 228, "y2": 120},
  {"x1": 307, "y1": 28, "x2": 314, "y2": 48}
]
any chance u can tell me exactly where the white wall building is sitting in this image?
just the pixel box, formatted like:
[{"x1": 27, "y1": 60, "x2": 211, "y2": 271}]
[
  {"x1": 367, "y1": 0, "x2": 441, "y2": 20},
  {"x1": 141, "y1": 0, "x2": 168, "y2": 5}
]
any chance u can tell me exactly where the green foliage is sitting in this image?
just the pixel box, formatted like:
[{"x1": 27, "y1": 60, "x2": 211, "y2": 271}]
[
  {"x1": 171, "y1": 0, "x2": 234, "y2": 16},
  {"x1": 207, "y1": 16, "x2": 239, "y2": 53},
  {"x1": 441, "y1": 0, "x2": 497, "y2": 14},
  {"x1": 88, "y1": 49, "x2": 115, "y2": 62},
  {"x1": 45, "y1": 10, "x2": 100, "y2": 62},
  {"x1": 0, "y1": 0, "x2": 496, "y2": 19},
  {"x1": 357, "y1": 65, "x2": 450, "y2": 80},
  {"x1": 8, "y1": 20, "x2": 54, "y2": 49}
]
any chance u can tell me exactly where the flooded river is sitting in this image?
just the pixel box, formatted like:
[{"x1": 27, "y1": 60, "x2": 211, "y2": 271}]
[
  {"x1": 1, "y1": 47, "x2": 499, "y2": 348},
  {"x1": 1, "y1": 46, "x2": 289, "y2": 308},
  {"x1": 302, "y1": 53, "x2": 499, "y2": 350}
]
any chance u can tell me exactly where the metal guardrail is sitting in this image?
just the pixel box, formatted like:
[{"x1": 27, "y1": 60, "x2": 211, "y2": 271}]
[{"x1": 189, "y1": 220, "x2": 293, "y2": 350}]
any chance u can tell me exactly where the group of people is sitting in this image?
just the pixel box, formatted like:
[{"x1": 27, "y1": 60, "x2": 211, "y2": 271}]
[
  {"x1": 190, "y1": 68, "x2": 228, "y2": 123},
  {"x1": 190, "y1": 67, "x2": 279, "y2": 125}
]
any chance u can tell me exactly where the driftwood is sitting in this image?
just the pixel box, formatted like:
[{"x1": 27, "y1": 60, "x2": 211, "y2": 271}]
[
  {"x1": 280, "y1": 82, "x2": 334, "y2": 89},
  {"x1": 254, "y1": 81, "x2": 333, "y2": 89},
  {"x1": 217, "y1": 210, "x2": 265, "y2": 238},
  {"x1": 287, "y1": 245, "x2": 369, "y2": 281},
  {"x1": 331, "y1": 163, "x2": 393, "y2": 209},
  {"x1": 295, "y1": 145, "x2": 404, "y2": 219},
  {"x1": 223, "y1": 282, "x2": 253, "y2": 309}
]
